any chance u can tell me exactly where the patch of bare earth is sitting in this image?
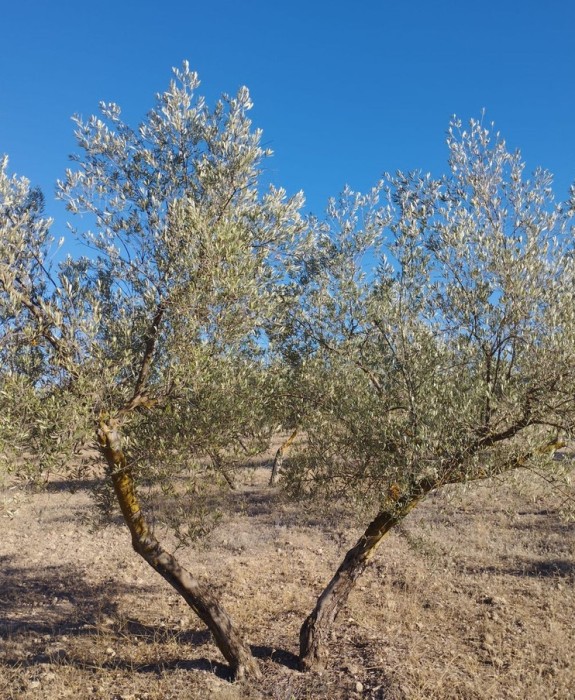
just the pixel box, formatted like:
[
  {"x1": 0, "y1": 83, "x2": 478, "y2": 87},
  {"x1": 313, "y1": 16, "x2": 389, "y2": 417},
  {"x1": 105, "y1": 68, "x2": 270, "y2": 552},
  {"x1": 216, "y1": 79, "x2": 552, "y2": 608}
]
[{"x1": 1, "y1": 461, "x2": 573, "y2": 699}]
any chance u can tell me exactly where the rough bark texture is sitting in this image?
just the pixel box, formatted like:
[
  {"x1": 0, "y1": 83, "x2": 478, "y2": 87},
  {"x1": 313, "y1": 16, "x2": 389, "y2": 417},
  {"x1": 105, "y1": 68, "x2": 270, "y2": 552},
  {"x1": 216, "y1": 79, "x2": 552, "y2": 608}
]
[
  {"x1": 97, "y1": 419, "x2": 260, "y2": 680},
  {"x1": 269, "y1": 429, "x2": 298, "y2": 486},
  {"x1": 299, "y1": 487, "x2": 429, "y2": 671}
]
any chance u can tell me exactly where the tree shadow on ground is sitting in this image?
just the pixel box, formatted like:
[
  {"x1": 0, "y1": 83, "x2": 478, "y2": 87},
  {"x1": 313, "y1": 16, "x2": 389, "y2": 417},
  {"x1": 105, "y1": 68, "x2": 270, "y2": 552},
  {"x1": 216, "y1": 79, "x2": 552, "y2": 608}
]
[
  {"x1": 0, "y1": 650, "x2": 236, "y2": 681},
  {"x1": 474, "y1": 558, "x2": 575, "y2": 579},
  {"x1": 0, "y1": 561, "x2": 153, "y2": 636},
  {"x1": 252, "y1": 644, "x2": 300, "y2": 670},
  {"x1": 152, "y1": 483, "x2": 353, "y2": 534},
  {"x1": 0, "y1": 562, "x2": 225, "y2": 674},
  {"x1": 513, "y1": 511, "x2": 574, "y2": 535},
  {"x1": 43, "y1": 478, "x2": 101, "y2": 493},
  {"x1": 0, "y1": 561, "x2": 299, "y2": 682}
]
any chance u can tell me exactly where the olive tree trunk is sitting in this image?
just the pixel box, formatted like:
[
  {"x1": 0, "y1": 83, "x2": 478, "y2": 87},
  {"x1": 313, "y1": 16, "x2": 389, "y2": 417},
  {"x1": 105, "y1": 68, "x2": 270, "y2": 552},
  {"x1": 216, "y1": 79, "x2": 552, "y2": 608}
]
[
  {"x1": 269, "y1": 428, "x2": 298, "y2": 486},
  {"x1": 98, "y1": 419, "x2": 260, "y2": 680},
  {"x1": 209, "y1": 450, "x2": 237, "y2": 490},
  {"x1": 298, "y1": 441, "x2": 558, "y2": 671},
  {"x1": 299, "y1": 487, "x2": 430, "y2": 671}
]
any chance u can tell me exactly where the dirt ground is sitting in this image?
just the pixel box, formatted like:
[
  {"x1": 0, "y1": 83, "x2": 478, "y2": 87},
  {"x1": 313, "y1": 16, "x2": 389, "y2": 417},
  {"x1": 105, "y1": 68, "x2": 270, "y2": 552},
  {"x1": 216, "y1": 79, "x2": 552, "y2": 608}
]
[{"x1": 1, "y1": 458, "x2": 574, "y2": 699}]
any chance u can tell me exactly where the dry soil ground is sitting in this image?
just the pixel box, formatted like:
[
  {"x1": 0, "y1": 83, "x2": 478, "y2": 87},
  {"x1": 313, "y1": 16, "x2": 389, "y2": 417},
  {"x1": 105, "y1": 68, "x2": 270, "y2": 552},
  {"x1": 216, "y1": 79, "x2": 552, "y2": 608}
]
[{"x1": 1, "y1": 458, "x2": 574, "y2": 699}]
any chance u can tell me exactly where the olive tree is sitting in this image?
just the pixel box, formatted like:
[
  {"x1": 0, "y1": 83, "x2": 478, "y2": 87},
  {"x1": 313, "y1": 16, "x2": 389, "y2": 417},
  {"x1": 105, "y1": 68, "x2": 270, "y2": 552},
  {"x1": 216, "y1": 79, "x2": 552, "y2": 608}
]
[
  {"x1": 0, "y1": 157, "x2": 97, "y2": 472},
  {"x1": 1, "y1": 64, "x2": 303, "y2": 679},
  {"x1": 4, "y1": 77, "x2": 575, "y2": 682},
  {"x1": 0, "y1": 157, "x2": 52, "y2": 451},
  {"x1": 283, "y1": 119, "x2": 575, "y2": 670}
]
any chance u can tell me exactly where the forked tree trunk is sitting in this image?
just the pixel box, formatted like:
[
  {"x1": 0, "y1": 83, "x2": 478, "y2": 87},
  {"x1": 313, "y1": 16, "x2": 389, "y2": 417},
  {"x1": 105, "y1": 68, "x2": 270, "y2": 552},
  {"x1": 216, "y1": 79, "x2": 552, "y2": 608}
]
[
  {"x1": 299, "y1": 487, "x2": 429, "y2": 671},
  {"x1": 97, "y1": 420, "x2": 260, "y2": 680},
  {"x1": 269, "y1": 428, "x2": 298, "y2": 486}
]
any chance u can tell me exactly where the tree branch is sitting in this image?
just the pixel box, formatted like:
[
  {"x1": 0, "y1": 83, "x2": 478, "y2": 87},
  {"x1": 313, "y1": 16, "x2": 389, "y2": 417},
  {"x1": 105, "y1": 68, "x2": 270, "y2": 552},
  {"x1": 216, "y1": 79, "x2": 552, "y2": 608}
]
[{"x1": 123, "y1": 299, "x2": 167, "y2": 412}]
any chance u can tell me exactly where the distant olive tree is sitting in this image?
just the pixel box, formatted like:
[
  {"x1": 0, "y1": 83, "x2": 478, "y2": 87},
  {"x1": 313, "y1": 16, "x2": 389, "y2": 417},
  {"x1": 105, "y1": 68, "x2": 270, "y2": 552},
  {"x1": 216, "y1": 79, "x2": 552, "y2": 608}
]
[
  {"x1": 282, "y1": 119, "x2": 575, "y2": 669},
  {"x1": 1, "y1": 64, "x2": 303, "y2": 679},
  {"x1": 0, "y1": 157, "x2": 97, "y2": 472}
]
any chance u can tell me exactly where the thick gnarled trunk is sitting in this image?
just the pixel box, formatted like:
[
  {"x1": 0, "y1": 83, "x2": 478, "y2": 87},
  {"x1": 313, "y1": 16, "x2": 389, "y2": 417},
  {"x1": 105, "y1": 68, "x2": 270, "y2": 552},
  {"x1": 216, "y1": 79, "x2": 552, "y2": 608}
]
[
  {"x1": 299, "y1": 489, "x2": 427, "y2": 671},
  {"x1": 98, "y1": 419, "x2": 260, "y2": 680}
]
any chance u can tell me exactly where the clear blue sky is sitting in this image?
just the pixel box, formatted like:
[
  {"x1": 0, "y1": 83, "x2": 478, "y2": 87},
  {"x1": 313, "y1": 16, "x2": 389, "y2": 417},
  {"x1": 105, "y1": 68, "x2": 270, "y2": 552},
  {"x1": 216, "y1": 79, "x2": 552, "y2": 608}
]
[{"x1": 1, "y1": 0, "x2": 574, "y2": 236}]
